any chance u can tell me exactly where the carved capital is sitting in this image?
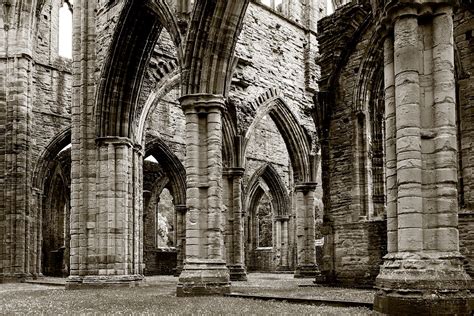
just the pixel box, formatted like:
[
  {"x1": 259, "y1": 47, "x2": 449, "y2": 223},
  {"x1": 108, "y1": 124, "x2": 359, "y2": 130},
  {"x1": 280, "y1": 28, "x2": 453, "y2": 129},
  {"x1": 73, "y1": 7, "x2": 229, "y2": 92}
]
[
  {"x1": 223, "y1": 167, "x2": 245, "y2": 178},
  {"x1": 294, "y1": 182, "x2": 318, "y2": 193},
  {"x1": 179, "y1": 93, "x2": 225, "y2": 114}
]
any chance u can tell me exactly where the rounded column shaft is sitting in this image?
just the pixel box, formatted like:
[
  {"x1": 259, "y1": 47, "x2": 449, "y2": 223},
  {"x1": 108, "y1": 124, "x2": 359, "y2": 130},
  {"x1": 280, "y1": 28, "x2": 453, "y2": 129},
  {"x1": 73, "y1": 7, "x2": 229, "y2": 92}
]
[
  {"x1": 432, "y1": 6, "x2": 459, "y2": 252},
  {"x1": 394, "y1": 12, "x2": 423, "y2": 252},
  {"x1": 294, "y1": 183, "x2": 321, "y2": 279},
  {"x1": 384, "y1": 36, "x2": 398, "y2": 254}
]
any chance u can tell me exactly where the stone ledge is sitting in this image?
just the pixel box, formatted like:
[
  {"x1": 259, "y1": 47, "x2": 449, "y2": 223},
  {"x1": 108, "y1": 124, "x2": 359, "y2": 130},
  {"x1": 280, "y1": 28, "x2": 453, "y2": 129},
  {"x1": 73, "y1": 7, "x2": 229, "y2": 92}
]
[
  {"x1": 228, "y1": 264, "x2": 248, "y2": 281},
  {"x1": 294, "y1": 264, "x2": 324, "y2": 280},
  {"x1": 65, "y1": 275, "x2": 144, "y2": 290},
  {"x1": 226, "y1": 292, "x2": 374, "y2": 309},
  {"x1": 177, "y1": 260, "x2": 230, "y2": 296},
  {"x1": 374, "y1": 291, "x2": 473, "y2": 315}
]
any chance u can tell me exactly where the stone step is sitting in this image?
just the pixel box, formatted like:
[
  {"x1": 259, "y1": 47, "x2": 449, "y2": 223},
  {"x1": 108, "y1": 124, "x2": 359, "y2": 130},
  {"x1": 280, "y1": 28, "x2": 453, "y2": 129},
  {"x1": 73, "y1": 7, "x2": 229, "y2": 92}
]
[
  {"x1": 24, "y1": 279, "x2": 66, "y2": 287},
  {"x1": 225, "y1": 292, "x2": 373, "y2": 309}
]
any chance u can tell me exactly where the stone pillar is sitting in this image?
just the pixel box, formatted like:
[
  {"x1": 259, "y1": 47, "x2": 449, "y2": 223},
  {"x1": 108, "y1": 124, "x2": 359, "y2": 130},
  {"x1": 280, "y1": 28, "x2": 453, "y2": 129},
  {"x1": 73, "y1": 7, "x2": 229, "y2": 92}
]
[
  {"x1": 294, "y1": 183, "x2": 322, "y2": 279},
  {"x1": 0, "y1": 1, "x2": 35, "y2": 282},
  {"x1": 67, "y1": 138, "x2": 143, "y2": 288},
  {"x1": 174, "y1": 204, "x2": 187, "y2": 276},
  {"x1": 223, "y1": 167, "x2": 247, "y2": 281},
  {"x1": 177, "y1": 94, "x2": 230, "y2": 296},
  {"x1": 383, "y1": 35, "x2": 398, "y2": 255},
  {"x1": 276, "y1": 216, "x2": 290, "y2": 270},
  {"x1": 374, "y1": 3, "x2": 473, "y2": 314},
  {"x1": 33, "y1": 189, "x2": 44, "y2": 277}
]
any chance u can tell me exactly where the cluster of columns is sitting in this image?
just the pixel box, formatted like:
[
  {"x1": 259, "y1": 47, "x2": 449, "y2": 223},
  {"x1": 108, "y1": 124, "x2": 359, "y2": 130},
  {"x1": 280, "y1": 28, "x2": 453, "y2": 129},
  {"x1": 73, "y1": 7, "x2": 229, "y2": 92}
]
[
  {"x1": 294, "y1": 183, "x2": 322, "y2": 279},
  {"x1": 174, "y1": 204, "x2": 187, "y2": 276},
  {"x1": 67, "y1": 138, "x2": 144, "y2": 288},
  {"x1": 176, "y1": 94, "x2": 230, "y2": 296},
  {"x1": 375, "y1": 1, "x2": 472, "y2": 313},
  {"x1": 274, "y1": 215, "x2": 290, "y2": 270},
  {"x1": 223, "y1": 167, "x2": 247, "y2": 281}
]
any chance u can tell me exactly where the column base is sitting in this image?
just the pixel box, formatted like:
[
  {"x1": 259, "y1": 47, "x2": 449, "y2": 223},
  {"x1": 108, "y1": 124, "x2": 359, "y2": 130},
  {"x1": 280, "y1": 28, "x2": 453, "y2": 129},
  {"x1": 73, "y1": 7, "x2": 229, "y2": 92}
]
[
  {"x1": 277, "y1": 265, "x2": 291, "y2": 272},
  {"x1": 228, "y1": 264, "x2": 247, "y2": 281},
  {"x1": 174, "y1": 266, "x2": 183, "y2": 277},
  {"x1": 65, "y1": 274, "x2": 144, "y2": 290},
  {"x1": 294, "y1": 264, "x2": 324, "y2": 280},
  {"x1": 374, "y1": 252, "x2": 473, "y2": 315},
  {"x1": 177, "y1": 259, "x2": 230, "y2": 296}
]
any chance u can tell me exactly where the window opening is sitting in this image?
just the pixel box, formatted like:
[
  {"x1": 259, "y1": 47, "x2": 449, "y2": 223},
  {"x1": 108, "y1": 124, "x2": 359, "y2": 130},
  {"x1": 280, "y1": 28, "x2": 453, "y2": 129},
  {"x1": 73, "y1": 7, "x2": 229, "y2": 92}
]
[
  {"x1": 156, "y1": 188, "x2": 175, "y2": 248},
  {"x1": 257, "y1": 193, "x2": 273, "y2": 248},
  {"x1": 58, "y1": 1, "x2": 73, "y2": 58}
]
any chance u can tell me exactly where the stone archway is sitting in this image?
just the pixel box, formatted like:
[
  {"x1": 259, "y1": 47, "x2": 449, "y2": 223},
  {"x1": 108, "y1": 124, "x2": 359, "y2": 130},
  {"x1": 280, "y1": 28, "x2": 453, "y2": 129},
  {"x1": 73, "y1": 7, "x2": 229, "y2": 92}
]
[
  {"x1": 245, "y1": 164, "x2": 291, "y2": 272},
  {"x1": 244, "y1": 90, "x2": 320, "y2": 278},
  {"x1": 71, "y1": 0, "x2": 250, "y2": 295},
  {"x1": 144, "y1": 137, "x2": 187, "y2": 276},
  {"x1": 41, "y1": 148, "x2": 71, "y2": 277},
  {"x1": 69, "y1": 0, "x2": 183, "y2": 288},
  {"x1": 30, "y1": 129, "x2": 72, "y2": 279}
]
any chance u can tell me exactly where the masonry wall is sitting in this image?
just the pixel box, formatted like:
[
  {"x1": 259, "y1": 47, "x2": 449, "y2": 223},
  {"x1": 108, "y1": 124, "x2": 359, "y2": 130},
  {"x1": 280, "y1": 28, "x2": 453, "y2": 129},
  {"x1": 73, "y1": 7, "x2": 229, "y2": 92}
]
[
  {"x1": 3, "y1": 0, "x2": 330, "y2": 278},
  {"x1": 455, "y1": 8, "x2": 474, "y2": 212},
  {"x1": 459, "y1": 212, "x2": 474, "y2": 276},
  {"x1": 316, "y1": 3, "x2": 386, "y2": 285},
  {"x1": 317, "y1": 1, "x2": 474, "y2": 286},
  {"x1": 0, "y1": 0, "x2": 73, "y2": 279},
  {"x1": 454, "y1": 5, "x2": 474, "y2": 278},
  {"x1": 141, "y1": 2, "x2": 322, "y2": 272}
]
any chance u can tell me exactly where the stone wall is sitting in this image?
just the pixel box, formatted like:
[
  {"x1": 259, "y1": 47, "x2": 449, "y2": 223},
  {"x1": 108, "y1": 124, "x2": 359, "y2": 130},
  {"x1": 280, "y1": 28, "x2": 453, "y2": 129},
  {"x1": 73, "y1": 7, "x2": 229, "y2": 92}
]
[
  {"x1": 317, "y1": 1, "x2": 387, "y2": 285},
  {"x1": 328, "y1": 220, "x2": 386, "y2": 286},
  {"x1": 0, "y1": 0, "x2": 73, "y2": 279},
  {"x1": 459, "y1": 212, "x2": 474, "y2": 276},
  {"x1": 317, "y1": 1, "x2": 474, "y2": 287},
  {"x1": 455, "y1": 5, "x2": 474, "y2": 279},
  {"x1": 454, "y1": 8, "x2": 474, "y2": 211},
  {"x1": 144, "y1": 249, "x2": 178, "y2": 276},
  {"x1": 142, "y1": 1, "x2": 322, "y2": 272}
]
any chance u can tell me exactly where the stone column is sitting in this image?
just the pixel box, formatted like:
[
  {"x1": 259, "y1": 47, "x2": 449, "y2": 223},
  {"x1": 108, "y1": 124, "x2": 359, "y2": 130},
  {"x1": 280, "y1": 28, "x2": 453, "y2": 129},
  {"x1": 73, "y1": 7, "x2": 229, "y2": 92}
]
[
  {"x1": 293, "y1": 183, "x2": 322, "y2": 279},
  {"x1": 0, "y1": 2, "x2": 35, "y2": 282},
  {"x1": 177, "y1": 94, "x2": 230, "y2": 296},
  {"x1": 67, "y1": 138, "x2": 143, "y2": 288},
  {"x1": 275, "y1": 216, "x2": 290, "y2": 270},
  {"x1": 383, "y1": 35, "x2": 397, "y2": 255},
  {"x1": 174, "y1": 204, "x2": 187, "y2": 276},
  {"x1": 223, "y1": 167, "x2": 247, "y2": 281},
  {"x1": 33, "y1": 189, "x2": 44, "y2": 278},
  {"x1": 374, "y1": 3, "x2": 472, "y2": 314}
]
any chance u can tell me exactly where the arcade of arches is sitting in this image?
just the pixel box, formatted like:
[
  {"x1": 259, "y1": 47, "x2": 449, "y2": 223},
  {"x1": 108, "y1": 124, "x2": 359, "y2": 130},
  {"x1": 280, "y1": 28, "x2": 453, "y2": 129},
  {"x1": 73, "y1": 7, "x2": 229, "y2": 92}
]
[{"x1": 0, "y1": 0, "x2": 473, "y2": 314}]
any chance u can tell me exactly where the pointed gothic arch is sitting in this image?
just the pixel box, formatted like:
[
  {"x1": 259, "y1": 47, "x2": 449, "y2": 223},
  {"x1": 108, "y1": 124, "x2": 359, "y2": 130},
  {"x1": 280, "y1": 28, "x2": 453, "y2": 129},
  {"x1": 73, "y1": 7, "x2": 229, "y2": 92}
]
[
  {"x1": 246, "y1": 163, "x2": 290, "y2": 218},
  {"x1": 182, "y1": 0, "x2": 250, "y2": 96},
  {"x1": 244, "y1": 90, "x2": 316, "y2": 183},
  {"x1": 145, "y1": 137, "x2": 186, "y2": 206},
  {"x1": 32, "y1": 128, "x2": 72, "y2": 192},
  {"x1": 245, "y1": 163, "x2": 291, "y2": 271},
  {"x1": 351, "y1": 29, "x2": 386, "y2": 220},
  {"x1": 29, "y1": 128, "x2": 72, "y2": 277},
  {"x1": 96, "y1": 0, "x2": 183, "y2": 138}
]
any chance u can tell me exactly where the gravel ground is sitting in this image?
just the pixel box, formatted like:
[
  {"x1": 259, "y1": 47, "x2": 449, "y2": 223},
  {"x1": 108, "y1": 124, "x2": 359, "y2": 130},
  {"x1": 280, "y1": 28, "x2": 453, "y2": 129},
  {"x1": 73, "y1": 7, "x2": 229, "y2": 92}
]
[{"x1": 0, "y1": 273, "x2": 374, "y2": 315}]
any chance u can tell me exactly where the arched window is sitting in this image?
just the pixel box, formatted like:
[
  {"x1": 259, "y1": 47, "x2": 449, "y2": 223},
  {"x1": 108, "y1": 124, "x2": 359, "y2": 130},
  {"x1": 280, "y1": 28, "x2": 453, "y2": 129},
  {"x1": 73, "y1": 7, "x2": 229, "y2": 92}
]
[
  {"x1": 257, "y1": 193, "x2": 273, "y2": 248},
  {"x1": 261, "y1": 0, "x2": 283, "y2": 13},
  {"x1": 156, "y1": 188, "x2": 175, "y2": 248},
  {"x1": 58, "y1": 0, "x2": 73, "y2": 58}
]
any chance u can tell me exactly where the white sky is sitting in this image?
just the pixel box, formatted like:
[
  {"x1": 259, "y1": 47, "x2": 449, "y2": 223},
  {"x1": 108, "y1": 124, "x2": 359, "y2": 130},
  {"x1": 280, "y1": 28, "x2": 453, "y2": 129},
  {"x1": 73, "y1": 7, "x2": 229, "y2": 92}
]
[
  {"x1": 145, "y1": 155, "x2": 159, "y2": 163},
  {"x1": 59, "y1": 143, "x2": 71, "y2": 153},
  {"x1": 327, "y1": 0, "x2": 334, "y2": 15},
  {"x1": 58, "y1": 2, "x2": 73, "y2": 58}
]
